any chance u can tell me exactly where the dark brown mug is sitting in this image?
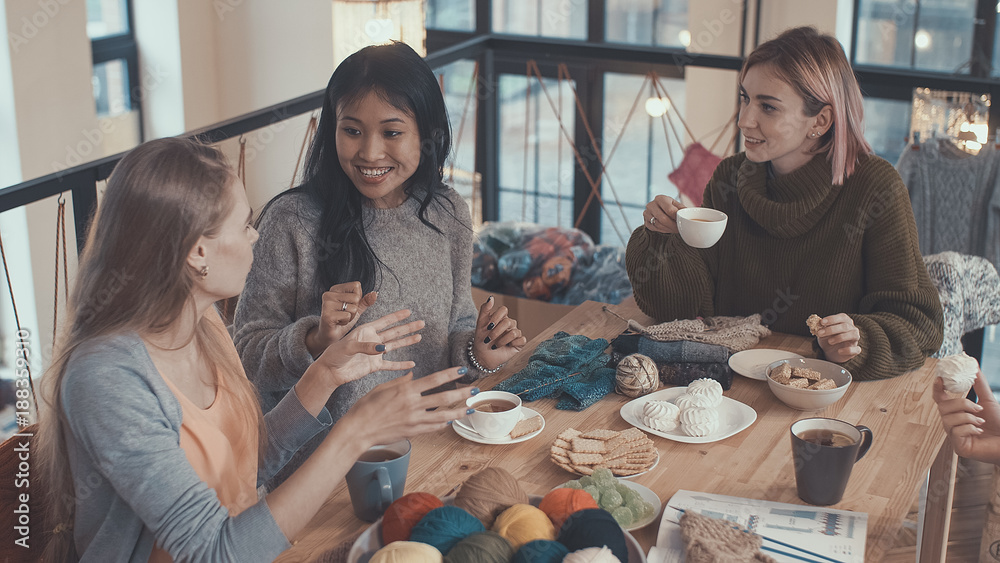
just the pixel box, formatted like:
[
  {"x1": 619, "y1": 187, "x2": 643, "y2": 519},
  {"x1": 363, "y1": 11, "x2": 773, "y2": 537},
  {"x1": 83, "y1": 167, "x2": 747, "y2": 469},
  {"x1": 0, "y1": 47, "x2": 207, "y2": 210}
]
[{"x1": 790, "y1": 417, "x2": 873, "y2": 506}]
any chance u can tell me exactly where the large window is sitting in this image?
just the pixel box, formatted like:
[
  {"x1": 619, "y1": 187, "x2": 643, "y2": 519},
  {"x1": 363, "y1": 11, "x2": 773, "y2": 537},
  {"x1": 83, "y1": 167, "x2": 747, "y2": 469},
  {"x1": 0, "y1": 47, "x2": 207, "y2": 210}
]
[
  {"x1": 87, "y1": 0, "x2": 142, "y2": 155},
  {"x1": 492, "y1": 0, "x2": 587, "y2": 39},
  {"x1": 497, "y1": 74, "x2": 577, "y2": 228},
  {"x1": 426, "y1": 0, "x2": 476, "y2": 31},
  {"x1": 862, "y1": 97, "x2": 913, "y2": 165},
  {"x1": 605, "y1": 0, "x2": 688, "y2": 49},
  {"x1": 854, "y1": 0, "x2": 978, "y2": 73}
]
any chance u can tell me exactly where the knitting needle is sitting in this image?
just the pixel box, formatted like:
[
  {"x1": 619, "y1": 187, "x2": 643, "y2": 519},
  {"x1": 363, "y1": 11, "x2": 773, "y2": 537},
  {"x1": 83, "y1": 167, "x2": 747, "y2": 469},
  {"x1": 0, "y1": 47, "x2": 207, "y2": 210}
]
[{"x1": 668, "y1": 506, "x2": 844, "y2": 563}]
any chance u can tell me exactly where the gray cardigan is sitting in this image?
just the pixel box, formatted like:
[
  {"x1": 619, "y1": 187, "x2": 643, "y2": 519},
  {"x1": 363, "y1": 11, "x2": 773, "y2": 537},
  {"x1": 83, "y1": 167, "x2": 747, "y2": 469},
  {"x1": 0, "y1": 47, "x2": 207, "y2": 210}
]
[
  {"x1": 233, "y1": 188, "x2": 480, "y2": 421},
  {"x1": 61, "y1": 332, "x2": 332, "y2": 562}
]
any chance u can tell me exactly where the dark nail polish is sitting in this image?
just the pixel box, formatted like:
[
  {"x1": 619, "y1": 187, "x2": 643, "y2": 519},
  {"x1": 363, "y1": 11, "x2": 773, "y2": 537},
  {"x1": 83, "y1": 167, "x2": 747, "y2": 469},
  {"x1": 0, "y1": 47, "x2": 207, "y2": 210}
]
[
  {"x1": 466, "y1": 408, "x2": 476, "y2": 415},
  {"x1": 491, "y1": 344, "x2": 497, "y2": 350},
  {"x1": 375, "y1": 344, "x2": 386, "y2": 352},
  {"x1": 487, "y1": 322, "x2": 495, "y2": 331},
  {"x1": 470, "y1": 388, "x2": 480, "y2": 396},
  {"x1": 458, "y1": 367, "x2": 468, "y2": 375},
  {"x1": 446, "y1": 420, "x2": 454, "y2": 425},
  {"x1": 484, "y1": 336, "x2": 491, "y2": 344}
]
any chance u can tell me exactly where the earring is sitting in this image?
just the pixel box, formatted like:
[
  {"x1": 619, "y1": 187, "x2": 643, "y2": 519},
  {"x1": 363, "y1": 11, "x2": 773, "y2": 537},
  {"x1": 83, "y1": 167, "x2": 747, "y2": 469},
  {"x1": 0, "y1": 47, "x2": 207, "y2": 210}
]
[
  {"x1": 199, "y1": 265, "x2": 209, "y2": 279},
  {"x1": 810, "y1": 132, "x2": 817, "y2": 138}
]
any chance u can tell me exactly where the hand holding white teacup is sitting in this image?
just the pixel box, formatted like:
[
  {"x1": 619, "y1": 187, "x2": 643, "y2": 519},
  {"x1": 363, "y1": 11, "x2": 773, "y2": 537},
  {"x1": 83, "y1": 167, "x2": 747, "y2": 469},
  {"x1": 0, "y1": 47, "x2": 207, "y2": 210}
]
[{"x1": 676, "y1": 208, "x2": 728, "y2": 248}]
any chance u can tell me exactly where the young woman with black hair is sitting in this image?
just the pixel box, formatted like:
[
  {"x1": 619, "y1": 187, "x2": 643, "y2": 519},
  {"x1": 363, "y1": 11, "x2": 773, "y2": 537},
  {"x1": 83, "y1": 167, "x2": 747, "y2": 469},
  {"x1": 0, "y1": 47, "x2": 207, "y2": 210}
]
[{"x1": 233, "y1": 43, "x2": 526, "y2": 484}]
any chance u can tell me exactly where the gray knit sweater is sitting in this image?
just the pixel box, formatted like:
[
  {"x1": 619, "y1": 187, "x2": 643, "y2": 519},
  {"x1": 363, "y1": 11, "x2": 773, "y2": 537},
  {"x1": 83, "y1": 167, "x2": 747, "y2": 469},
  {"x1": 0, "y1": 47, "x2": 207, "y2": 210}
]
[
  {"x1": 61, "y1": 332, "x2": 331, "y2": 562},
  {"x1": 233, "y1": 187, "x2": 479, "y2": 421}
]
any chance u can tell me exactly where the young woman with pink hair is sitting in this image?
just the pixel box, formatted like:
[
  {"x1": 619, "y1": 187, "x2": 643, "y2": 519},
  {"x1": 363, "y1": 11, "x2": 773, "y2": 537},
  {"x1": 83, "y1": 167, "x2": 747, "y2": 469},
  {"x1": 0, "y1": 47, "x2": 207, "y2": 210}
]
[{"x1": 626, "y1": 26, "x2": 943, "y2": 380}]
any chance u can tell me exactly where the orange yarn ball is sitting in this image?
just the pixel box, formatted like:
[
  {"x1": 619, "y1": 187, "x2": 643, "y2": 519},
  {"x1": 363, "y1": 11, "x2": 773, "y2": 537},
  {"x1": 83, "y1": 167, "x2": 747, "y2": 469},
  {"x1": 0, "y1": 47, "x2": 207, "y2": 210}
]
[
  {"x1": 382, "y1": 492, "x2": 444, "y2": 545},
  {"x1": 538, "y1": 488, "x2": 599, "y2": 530}
]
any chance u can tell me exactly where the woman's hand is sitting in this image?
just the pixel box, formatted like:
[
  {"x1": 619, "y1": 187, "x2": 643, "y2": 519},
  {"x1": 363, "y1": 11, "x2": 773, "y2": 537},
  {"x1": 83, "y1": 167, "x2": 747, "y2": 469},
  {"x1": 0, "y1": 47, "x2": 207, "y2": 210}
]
[
  {"x1": 472, "y1": 296, "x2": 527, "y2": 370},
  {"x1": 642, "y1": 195, "x2": 685, "y2": 234},
  {"x1": 306, "y1": 281, "x2": 378, "y2": 357},
  {"x1": 814, "y1": 313, "x2": 861, "y2": 363},
  {"x1": 934, "y1": 371, "x2": 1000, "y2": 466},
  {"x1": 343, "y1": 367, "x2": 479, "y2": 448},
  {"x1": 313, "y1": 309, "x2": 424, "y2": 389}
]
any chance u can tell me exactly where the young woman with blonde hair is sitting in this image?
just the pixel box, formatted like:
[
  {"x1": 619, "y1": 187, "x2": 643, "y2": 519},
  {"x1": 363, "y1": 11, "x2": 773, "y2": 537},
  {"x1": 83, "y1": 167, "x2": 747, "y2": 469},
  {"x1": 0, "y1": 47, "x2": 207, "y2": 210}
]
[
  {"x1": 626, "y1": 26, "x2": 943, "y2": 380},
  {"x1": 36, "y1": 137, "x2": 475, "y2": 561}
]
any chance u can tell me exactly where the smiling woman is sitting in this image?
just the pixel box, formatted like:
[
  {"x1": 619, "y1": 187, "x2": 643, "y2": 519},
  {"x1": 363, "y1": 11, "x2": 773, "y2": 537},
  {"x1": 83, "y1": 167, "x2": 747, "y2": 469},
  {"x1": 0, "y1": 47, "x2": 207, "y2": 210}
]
[
  {"x1": 625, "y1": 26, "x2": 944, "y2": 382},
  {"x1": 232, "y1": 42, "x2": 527, "y2": 489}
]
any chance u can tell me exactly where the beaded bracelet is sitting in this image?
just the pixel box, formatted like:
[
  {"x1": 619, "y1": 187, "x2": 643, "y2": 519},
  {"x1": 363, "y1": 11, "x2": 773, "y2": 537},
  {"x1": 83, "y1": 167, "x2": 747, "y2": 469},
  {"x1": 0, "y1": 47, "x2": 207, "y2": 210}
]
[{"x1": 467, "y1": 337, "x2": 504, "y2": 374}]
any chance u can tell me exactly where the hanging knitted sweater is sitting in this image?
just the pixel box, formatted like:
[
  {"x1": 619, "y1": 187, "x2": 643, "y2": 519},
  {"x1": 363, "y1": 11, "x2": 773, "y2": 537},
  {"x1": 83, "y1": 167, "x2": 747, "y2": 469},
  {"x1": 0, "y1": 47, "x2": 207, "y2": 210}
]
[{"x1": 625, "y1": 152, "x2": 944, "y2": 380}]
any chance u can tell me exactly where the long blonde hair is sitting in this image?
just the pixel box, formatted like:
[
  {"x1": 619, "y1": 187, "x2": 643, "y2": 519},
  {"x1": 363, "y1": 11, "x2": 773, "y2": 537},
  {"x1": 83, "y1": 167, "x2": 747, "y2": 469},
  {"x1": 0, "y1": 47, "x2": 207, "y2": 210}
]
[{"x1": 37, "y1": 138, "x2": 264, "y2": 561}]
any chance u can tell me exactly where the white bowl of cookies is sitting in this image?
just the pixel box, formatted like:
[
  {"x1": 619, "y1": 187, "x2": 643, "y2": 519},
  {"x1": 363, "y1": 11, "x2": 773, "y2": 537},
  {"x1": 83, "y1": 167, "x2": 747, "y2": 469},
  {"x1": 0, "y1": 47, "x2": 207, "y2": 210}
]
[{"x1": 765, "y1": 358, "x2": 851, "y2": 411}]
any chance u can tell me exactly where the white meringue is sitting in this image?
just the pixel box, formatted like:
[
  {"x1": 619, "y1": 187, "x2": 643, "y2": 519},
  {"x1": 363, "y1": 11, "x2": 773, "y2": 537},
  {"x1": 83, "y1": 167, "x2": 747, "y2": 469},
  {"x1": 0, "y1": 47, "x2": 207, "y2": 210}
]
[
  {"x1": 686, "y1": 378, "x2": 724, "y2": 408},
  {"x1": 680, "y1": 406, "x2": 720, "y2": 437},
  {"x1": 935, "y1": 352, "x2": 979, "y2": 395},
  {"x1": 642, "y1": 400, "x2": 680, "y2": 432},
  {"x1": 674, "y1": 392, "x2": 714, "y2": 410}
]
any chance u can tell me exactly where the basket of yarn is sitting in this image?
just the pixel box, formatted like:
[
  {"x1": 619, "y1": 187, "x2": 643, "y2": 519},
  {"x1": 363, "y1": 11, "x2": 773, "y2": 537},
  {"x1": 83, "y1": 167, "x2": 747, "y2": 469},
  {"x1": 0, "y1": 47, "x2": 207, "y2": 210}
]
[
  {"x1": 615, "y1": 353, "x2": 659, "y2": 398},
  {"x1": 347, "y1": 467, "x2": 645, "y2": 562}
]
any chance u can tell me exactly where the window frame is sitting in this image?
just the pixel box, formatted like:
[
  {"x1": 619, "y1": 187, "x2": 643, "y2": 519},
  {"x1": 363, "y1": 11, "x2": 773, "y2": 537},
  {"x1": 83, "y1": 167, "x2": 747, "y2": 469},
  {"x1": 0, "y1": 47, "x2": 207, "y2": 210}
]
[{"x1": 89, "y1": 0, "x2": 143, "y2": 140}]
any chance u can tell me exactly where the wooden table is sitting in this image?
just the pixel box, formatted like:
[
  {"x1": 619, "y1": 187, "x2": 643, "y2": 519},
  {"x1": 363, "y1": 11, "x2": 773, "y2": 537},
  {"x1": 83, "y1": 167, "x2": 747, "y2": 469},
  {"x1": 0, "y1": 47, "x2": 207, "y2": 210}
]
[{"x1": 278, "y1": 299, "x2": 948, "y2": 562}]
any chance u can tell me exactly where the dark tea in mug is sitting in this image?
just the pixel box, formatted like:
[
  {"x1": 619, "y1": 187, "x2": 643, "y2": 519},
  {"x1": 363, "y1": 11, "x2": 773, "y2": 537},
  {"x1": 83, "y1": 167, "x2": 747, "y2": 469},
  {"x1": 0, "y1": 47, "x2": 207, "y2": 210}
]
[
  {"x1": 797, "y1": 429, "x2": 855, "y2": 448},
  {"x1": 357, "y1": 448, "x2": 401, "y2": 463}
]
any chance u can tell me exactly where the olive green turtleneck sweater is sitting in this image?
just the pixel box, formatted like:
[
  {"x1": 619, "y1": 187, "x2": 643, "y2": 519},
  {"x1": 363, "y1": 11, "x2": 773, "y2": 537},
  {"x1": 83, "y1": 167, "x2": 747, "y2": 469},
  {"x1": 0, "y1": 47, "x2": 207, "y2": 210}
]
[{"x1": 625, "y1": 152, "x2": 944, "y2": 380}]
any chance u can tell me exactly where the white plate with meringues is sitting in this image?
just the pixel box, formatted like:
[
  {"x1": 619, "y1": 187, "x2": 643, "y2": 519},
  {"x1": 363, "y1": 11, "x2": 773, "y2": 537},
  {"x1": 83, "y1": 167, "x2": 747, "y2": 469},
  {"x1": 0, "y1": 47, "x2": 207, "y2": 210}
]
[{"x1": 620, "y1": 388, "x2": 757, "y2": 444}]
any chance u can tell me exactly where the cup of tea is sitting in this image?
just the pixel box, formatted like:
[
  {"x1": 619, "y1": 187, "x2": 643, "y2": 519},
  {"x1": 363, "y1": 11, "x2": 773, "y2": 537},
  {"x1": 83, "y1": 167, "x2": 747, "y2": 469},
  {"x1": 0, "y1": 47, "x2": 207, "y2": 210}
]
[
  {"x1": 345, "y1": 439, "x2": 411, "y2": 522},
  {"x1": 465, "y1": 390, "x2": 522, "y2": 439},
  {"x1": 790, "y1": 418, "x2": 873, "y2": 506},
  {"x1": 676, "y1": 207, "x2": 728, "y2": 248}
]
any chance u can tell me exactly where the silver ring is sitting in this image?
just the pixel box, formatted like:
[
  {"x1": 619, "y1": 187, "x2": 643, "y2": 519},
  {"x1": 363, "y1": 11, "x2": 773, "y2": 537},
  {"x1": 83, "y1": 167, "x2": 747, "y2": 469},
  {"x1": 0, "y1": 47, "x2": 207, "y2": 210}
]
[
  {"x1": 649, "y1": 216, "x2": 656, "y2": 225},
  {"x1": 341, "y1": 302, "x2": 348, "y2": 311}
]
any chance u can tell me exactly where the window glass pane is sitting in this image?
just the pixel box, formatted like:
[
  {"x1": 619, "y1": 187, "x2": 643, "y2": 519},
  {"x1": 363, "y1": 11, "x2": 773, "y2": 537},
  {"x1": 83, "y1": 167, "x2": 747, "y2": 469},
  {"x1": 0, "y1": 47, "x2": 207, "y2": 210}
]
[
  {"x1": 862, "y1": 97, "x2": 912, "y2": 165},
  {"x1": 498, "y1": 74, "x2": 576, "y2": 228},
  {"x1": 86, "y1": 0, "x2": 129, "y2": 39},
  {"x1": 855, "y1": 0, "x2": 916, "y2": 67},
  {"x1": 93, "y1": 59, "x2": 131, "y2": 117},
  {"x1": 855, "y1": 0, "x2": 975, "y2": 74},
  {"x1": 436, "y1": 60, "x2": 480, "y2": 219},
  {"x1": 426, "y1": 0, "x2": 475, "y2": 31},
  {"x1": 601, "y1": 72, "x2": 685, "y2": 245},
  {"x1": 913, "y1": 0, "x2": 976, "y2": 73},
  {"x1": 605, "y1": 0, "x2": 688, "y2": 48},
  {"x1": 492, "y1": 0, "x2": 587, "y2": 39}
]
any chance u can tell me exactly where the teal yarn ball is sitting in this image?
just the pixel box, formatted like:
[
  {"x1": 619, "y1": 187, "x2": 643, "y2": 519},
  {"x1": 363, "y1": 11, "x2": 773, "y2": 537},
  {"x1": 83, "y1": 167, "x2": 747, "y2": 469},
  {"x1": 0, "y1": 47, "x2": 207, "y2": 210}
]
[
  {"x1": 557, "y1": 509, "x2": 628, "y2": 562},
  {"x1": 409, "y1": 505, "x2": 486, "y2": 555},
  {"x1": 511, "y1": 539, "x2": 570, "y2": 563},
  {"x1": 443, "y1": 531, "x2": 513, "y2": 563}
]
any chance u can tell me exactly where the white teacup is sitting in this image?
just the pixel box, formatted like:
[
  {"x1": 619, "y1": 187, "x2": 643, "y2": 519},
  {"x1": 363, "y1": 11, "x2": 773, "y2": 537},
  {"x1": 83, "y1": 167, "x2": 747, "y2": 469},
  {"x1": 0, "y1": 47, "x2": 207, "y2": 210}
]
[
  {"x1": 465, "y1": 390, "x2": 522, "y2": 439},
  {"x1": 676, "y1": 207, "x2": 728, "y2": 248}
]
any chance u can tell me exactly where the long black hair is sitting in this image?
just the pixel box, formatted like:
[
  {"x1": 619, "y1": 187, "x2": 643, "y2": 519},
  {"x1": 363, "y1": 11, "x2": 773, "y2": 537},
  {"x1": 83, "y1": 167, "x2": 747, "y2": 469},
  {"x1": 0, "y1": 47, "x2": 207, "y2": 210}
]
[{"x1": 263, "y1": 42, "x2": 453, "y2": 293}]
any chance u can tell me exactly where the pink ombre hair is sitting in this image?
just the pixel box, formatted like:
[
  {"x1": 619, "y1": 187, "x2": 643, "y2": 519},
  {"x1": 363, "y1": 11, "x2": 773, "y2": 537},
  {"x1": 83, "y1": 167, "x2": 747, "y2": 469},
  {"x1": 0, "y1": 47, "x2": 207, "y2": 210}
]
[{"x1": 740, "y1": 27, "x2": 872, "y2": 185}]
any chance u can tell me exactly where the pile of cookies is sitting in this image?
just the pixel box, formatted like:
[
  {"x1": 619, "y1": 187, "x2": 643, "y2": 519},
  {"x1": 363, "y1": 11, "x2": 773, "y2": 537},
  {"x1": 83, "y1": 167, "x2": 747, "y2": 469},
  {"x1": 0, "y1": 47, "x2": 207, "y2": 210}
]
[
  {"x1": 549, "y1": 427, "x2": 657, "y2": 477},
  {"x1": 769, "y1": 362, "x2": 837, "y2": 390}
]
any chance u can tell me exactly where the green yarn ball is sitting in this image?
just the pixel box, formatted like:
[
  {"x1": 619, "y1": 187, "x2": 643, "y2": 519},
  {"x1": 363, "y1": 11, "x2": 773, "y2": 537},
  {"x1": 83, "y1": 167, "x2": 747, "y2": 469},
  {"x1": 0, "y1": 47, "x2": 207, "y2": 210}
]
[{"x1": 443, "y1": 531, "x2": 513, "y2": 563}]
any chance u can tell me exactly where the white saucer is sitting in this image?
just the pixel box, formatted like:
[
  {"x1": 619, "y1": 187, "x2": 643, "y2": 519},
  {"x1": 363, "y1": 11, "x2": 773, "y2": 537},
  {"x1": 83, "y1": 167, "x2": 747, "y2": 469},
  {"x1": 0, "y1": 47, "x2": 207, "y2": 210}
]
[
  {"x1": 729, "y1": 349, "x2": 805, "y2": 380},
  {"x1": 452, "y1": 407, "x2": 545, "y2": 444},
  {"x1": 620, "y1": 388, "x2": 757, "y2": 444}
]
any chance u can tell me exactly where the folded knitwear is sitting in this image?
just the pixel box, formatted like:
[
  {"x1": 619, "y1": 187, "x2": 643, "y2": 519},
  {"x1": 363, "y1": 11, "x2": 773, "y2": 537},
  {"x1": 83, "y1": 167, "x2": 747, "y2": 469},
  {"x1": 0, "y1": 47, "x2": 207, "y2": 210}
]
[
  {"x1": 493, "y1": 331, "x2": 615, "y2": 411},
  {"x1": 610, "y1": 333, "x2": 731, "y2": 364},
  {"x1": 658, "y1": 362, "x2": 733, "y2": 390}
]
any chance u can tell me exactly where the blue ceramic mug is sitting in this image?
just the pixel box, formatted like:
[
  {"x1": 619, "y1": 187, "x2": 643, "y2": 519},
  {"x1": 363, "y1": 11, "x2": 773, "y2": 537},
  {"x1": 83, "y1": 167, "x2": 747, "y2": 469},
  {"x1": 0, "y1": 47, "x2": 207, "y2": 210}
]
[{"x1": 345, "y1": 439, "x2": 411, "y2": 522}]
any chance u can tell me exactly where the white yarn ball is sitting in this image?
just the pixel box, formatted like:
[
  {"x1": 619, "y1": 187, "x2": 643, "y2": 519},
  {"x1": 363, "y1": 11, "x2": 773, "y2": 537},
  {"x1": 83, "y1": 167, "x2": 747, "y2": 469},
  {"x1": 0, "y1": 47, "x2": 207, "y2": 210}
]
[
  {"x1": 563, "y1": 546, "x2": 622, "y2": 563},
  {"x1": 616, "y1": 353, "x2": 659, "y2": 398}
]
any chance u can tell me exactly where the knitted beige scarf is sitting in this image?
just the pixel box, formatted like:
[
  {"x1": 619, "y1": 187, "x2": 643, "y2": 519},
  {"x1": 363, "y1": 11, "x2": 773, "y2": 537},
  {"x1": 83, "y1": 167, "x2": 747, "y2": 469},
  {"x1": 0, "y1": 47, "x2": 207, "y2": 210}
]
[
  {"x1": 627, "y1": 315, "x2": 771, "y2": 352},
  {"x1": 680, "y1": 511, "x2": 776, "y2": 563}
]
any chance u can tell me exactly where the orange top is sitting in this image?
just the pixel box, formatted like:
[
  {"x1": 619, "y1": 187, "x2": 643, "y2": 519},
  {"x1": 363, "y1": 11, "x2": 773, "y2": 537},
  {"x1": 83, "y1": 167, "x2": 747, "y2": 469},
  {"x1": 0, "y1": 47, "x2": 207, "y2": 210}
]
[{"x1": 148, "y1": 315, "x2": 259, "y2": 562}]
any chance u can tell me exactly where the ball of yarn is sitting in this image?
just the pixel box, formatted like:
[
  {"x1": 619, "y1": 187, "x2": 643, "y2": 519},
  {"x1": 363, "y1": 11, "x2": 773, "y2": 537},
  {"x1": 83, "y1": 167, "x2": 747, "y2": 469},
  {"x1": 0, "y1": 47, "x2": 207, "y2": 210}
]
[
  {"x1": 369, "y1": 541, "x2": 443, "y2": 563},
  {"x1": 382, "y1": 492, "x2": 444, "y2": 544},
  {"x1": 511, "y1": 539, "x2": 570, "y2": 563},
  {"x1": 563, "y1": 546, "x2": 622, "y2": 562},
  {"x1": 443, "y1": 531, "x2": 513, "y2": 563},
  {"x1": 454, "y1": 467, "x2": 530, "y2": 528},
  {"x1": 409, "y1": 506, "x2": 485, "y2": 555},
  {"x1": 539, "y1": 488, "x2": 599, "y2": 530},
  {"x1": 615, "y1": 353, "x2": 659, "y2": 398},
  {"x1": 491, "y1": 503, "x2": 556, "y2": 549},
  {"x1": 557, "y1": 509, "x2": 628, "y2": 563}
]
